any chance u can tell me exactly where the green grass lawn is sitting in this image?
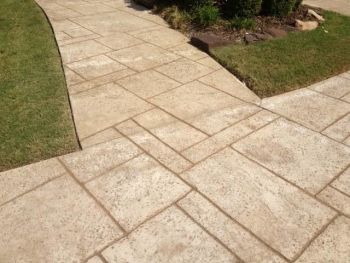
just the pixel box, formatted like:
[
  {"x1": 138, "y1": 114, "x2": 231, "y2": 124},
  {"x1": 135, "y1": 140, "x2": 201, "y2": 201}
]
[
  {"x1": 0, "y1": 0, "x2": 79, "y2": 171},
  {"x1": 211, "y1": 11, "x2": 350, "y2": 98}
]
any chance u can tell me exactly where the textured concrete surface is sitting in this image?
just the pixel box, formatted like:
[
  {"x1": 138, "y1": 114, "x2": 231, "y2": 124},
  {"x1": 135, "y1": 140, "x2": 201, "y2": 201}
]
[{"x1": 1, "y1": 0, "x2": 350, "y2": 262}]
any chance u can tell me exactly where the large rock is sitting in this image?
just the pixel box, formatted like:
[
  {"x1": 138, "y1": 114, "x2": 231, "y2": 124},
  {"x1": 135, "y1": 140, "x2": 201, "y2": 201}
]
[{"x1": 295, "y1": 19, "x2": 319, "y2": 31}]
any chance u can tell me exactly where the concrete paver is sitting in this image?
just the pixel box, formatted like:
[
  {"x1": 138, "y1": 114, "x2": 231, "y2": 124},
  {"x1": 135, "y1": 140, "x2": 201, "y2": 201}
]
[
  {"x1": 102, "y1": 207, "x2": 238, "y2": 263},
  {"x1": 233, "y1": 118, "x2": 350, "y2": 194},
  {"x1": 182, "y1": 148, "x2": 336, "y2": 260}
]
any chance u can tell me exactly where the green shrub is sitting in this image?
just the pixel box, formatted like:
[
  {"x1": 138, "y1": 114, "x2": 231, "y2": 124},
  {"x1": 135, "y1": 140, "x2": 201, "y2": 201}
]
[
  {"x1": 223, "y1": 0, "x2": 263, "y2": 18},
  {"x1": 262, "y1": 0, "x2": 299, "y2": 16},
  {"x1": 228, "y1": 17, "x2": 256, "y2": 30},
  {"x1": 194, "y1": 4, "x2": 220, "y2": 26}
]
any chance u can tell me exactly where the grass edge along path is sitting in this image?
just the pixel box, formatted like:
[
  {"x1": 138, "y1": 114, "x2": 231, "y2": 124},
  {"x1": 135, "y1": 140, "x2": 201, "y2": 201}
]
[
  {"x1": 211, "y1": 11, "x2": 350, "y2": 98},
  {"x1": 0, "y1": 0, "x2": 80, "y2": 171}
]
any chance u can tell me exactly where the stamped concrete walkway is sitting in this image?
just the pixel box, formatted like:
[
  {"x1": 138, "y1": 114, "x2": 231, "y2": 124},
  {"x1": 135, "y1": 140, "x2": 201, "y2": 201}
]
[{"x1": 1, "y1": 0, "x2": 350, "y2": 262}]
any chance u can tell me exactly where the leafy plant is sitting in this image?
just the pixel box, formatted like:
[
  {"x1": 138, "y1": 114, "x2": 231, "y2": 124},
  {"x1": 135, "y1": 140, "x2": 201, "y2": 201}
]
[
  {"x1": 262, "y1": 0, "x2": 299, "y2": 16},
  {"x1": 194, "y1": 4, "x2": 220, "y2": 26},
  {"x1": 223, "y1": 0, "x2": 263, "y2": 18}
]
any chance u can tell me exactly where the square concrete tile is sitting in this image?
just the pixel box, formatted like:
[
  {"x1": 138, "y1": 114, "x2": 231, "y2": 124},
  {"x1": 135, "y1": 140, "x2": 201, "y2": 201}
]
[
  {"x1": 64, "y1": 27, "x2": 94, "y2": 38},
  {"x1": 116, "y1": 120, "x2": 191, "y2": 173},
  {"x1": 295, "y1": 216, "x2": 350, "y2": 263},
  {"x1": 117, "y1": 70, "x2": 180, "y2": 99},
  {"x1": 309, "y1": 76, "x2": 350, "y2": 98},
  {"x1": 233, "y1": 118, "x2": 350, "y2": 194},
  {"x1": 134, "y1": 108, "x2": 208, "y2": 151},
  {"x1": 0, "y1": 158, "x2": 65, "y2": 206},
  {"x1": 322, "y1": 113, "x2": 350, "y2": 142},
  {"x1": 178, "y1": 192, "x2": 286, "y2": 263},
  {"x1": 69, "y1": 69, "x2": 135, "y2": 94},
  {"x1": 156, "y1": 58, "x2": 213, "y2": 84},
  {"x1": 46, "y1": 8, "x2": 81, "y2": 20},
  {"x1": 72, "y1": 11, "x2": 156, "y2": 35},
  {"x1": 102, "y1": 206, "x2": 238, "y2": 263},
  {"x1": 0, "y1": 175, "x2": 122, "y2": 263},
  {"x1": 199, "y1": 69, "x2": 260, "y2": 104},
  {"x1": 108, "y1": 43, "x2": 179, "y2": 71},
  {"x1": 317, "y1": 186, "x2": 350, "y2": 217},
  {"x1": 169, "y1": 43, "x2": 208, "y2": 61},
  {"x1": 86, "y1": 154, "x2": 190, "y2": 231},
  {"x1": 63, "y1": 66, "x2": 84, "y2": 86},
  {"x1": 182, "y1": 148, "x2": 335, "y2": 260},
  {"x1": 197, "y1": 57, "x2": 222, "y2": 70},
  {"x1": 81, "y1": 128, "x2": 122, "y2": 148},
  {"x1": 261, "y1": 88, "x2": 350, "y2": 131},
  {"x1": 182, "y1": 110, "x2": 278, "y2": 163},
  {"x1": 332, "y1": 168, "x2": 350, "y2": 196},
  {"x1": 59, "y1": 34, "x2": 100, "y2": 46},
  {"x1": 67, "y1": 55, "x2": 126, "y2": 80},
  {"x1": 61, "y1": 137, "x2": 142, "y2": 182},
  {"x1": 342, "y1": 92, "x2": 350, "y2": 103},
  {"x1": 70, "y1": 83, "x2": 152, "y2": 138},
  {"x1": 150, "y1": 81, "x2": 260, "y2": 135},
  {"x1": 96, "y1": 33, "x2": 143, "y2": 50},
  {"x1": 60, "y1": 40, "x2": 111, "y2": 63},
  {"x1": 135, "y1": 28, "x2": 188, "y2": 49},
  {"x1": 51, "y1": 19, "x2": 81, "y2": 32}
]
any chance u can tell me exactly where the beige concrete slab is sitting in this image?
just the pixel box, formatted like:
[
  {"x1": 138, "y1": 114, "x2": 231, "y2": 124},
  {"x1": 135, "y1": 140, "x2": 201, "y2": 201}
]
[
  {"x1": 67, "y1": 55, "x2": 126, "y2": 80},
  {"x1": 55, "y1": 31, "x2": 71, "y2": 41},
  {"x1": 117, "y1": 70, "x2": 180, "y2": 99},
  {"x1": 81, "y1": 128, "x2": 122, "y2": 148},
  {"x1": 178, "y1": 192, "x2": 287, "y2": 263},
  {"x1": 197, "y1": 56, "x2": 222, "y2": 70},
  {"x1": 86, "y1": 154, "x2": 190, "y2": 231},
  {"x1": 71, "y1": 11, "x2": 156, "y2": 35},
  {"x1": 63, "y1": 3, "x2": 115, "y2": 15},
  {"x1": 96, "y1": 33, "x2": 143, "y2": 50},
  {"x1": 64, "y1": 27, "x2": 94, "y2": 38},
  {"x1": 317, "y1": 186, "x2": 350, "y2": 217},
  {"x1": 182, "y1": 110, "x2": 278, "y2": 163},
  {"x1": 261, "y1": 88, "x2": 350, "y2": 131},
  {"x1": 150, "y1": 81, "x2": 260, "y2": 135},
  {"x1": 309, "y1": 76, "x2": 350, "y2": 99},
  {"x1": 116, "y1": 120, "x2": 192, "y2": 173},
  {"x1": 233, "y1": 118, "x2": 350, "y2": 194},
  {"x1": 295, "y1": 216, "x2": 350, "y2": 263},
  {"x1": 332, "y1": 168, "x2": 350, "y2": 196},
  {"x1": 322, "y1": 113, "x2": 350, "y2": 142},
  {"x1": 59, "y1": 34, "x2": 101, "y2": 46},
  {"x1": 59, "y1": 40, "x2": 111, "y2": 64},
  {"x1": 51, "y1": 19, "x2": 81, "y2": 32},
  {"x1": 133, "y1": 108, "x2": 208, "y2": 151},
  {"x1": 86, "y1": 256, "x2": 104, "y2": 263},
  {"x1": 199, "y1": 69, "x2": 261, "y2": 104},
  {"x1": 304, "y1": 0, "x2": 350, "y2": 16},
  {"x1": 70, "y1": 83, "x2": 152, "y2": 138},
  {"x1": 61, "y1": 137, "x2": 142, "y2": 182},
  {"x1": 135, "y1": 28, "x2": 188, "y2": 49},
  {"x1": 0, "y1": 175, "x2": 122, "y2": 262},
  {"x1": 182, "y1": 148, "x2": 335, "y2": 260},
  {"x1": 45, "y1": 8, "x2": 81, "y2": 20},
  {"x1": 156, "y1": 58, "x2": 213, "y2": 84},
  {"x1": 108, "y1": 43, "x2": 179, "y2": 71},
  {"x1": 69, "y1": 69, "x2": 135, "y2": 94},
  {"x1": 344, "y1": 136, "x2": 350, "y2": 146},
  {"x1": 63, "y1": 66, "x2": 84, "y2": 86},
  {"x1": 102, "y1": 206, "x2": 238, "y2": 263},
  {"x1": 342, "y1": 92, "x2": 350, "y2": 103},
  {"x1": 0, "y1": 158, "x2": 65, "y2": 206},
  {"x1": 169, "y1": 43, "x2": 208, "y2": 61}
]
